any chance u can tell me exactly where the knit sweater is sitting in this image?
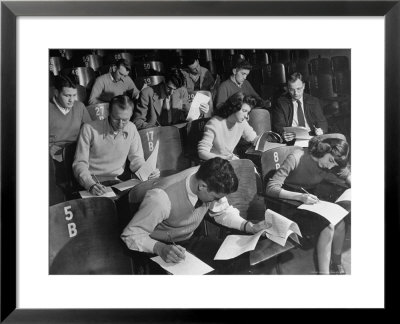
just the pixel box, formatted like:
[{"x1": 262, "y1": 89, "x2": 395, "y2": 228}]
[
  {"x1": 72, "y1": 118, "x2": 145, "y2": 190},
  {"x1": 88, "y1": 73, "x2": 139, "y2": 105},
  {"x1": 266, "y1": 148, "x2": 351, "y2": 198},
  {"x1": 198, "y1": 116, "x2": 257, "y2": 160},
  {"x1": 181, "y1": 66, "x2": 214, "y2": 91},
  {"x1": 121, "y1": 172, "x2": 245, "y2": 253},
  {"x1": 215, "y1": 79, "x2": 261, "y2": 109},
  {"x1": 49, "y1": 100, "x2": 92, "y2": 159}
]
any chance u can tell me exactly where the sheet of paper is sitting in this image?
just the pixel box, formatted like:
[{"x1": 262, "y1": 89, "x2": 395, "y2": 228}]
[
  {"x1": 111, "y1": 179, "x2": 141, "y2": 191},
  {"x1": 150, "y1": 251, "x2": 214, "y2": 275},
  {"x1": 284, "y1": 126, "x2": 312, "y2": 140},
  {"x1": 264, "y1": 209, "x2": 302, "y2": 246},
  {"x1": 214, "y1": 230, "x2": 265, "y2": 260},
  {"x1": 298, "y1": 200, "x2": 349, "y2": 226},
  {"x1": 135, "y1": 140, "x2": 159, "y2": 181},
  {"x1": 294, "y1": 139, "x2": 310, "y2": 147},
  {"x1": 79, "y1": 186, "x2": 116, "y2": 199},
  {"x1": 335, "y1": 188, "x2": 351, "y2": 203},
  {"x1": 186, "y1": 92, "x2": 210, "y2": 121}
]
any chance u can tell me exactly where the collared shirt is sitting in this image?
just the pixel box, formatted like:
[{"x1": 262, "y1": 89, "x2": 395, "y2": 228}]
[
  {"x1": 73, "y1": 118, "x2": 145, "y2": 190},
  {"x1": 291, "y1": 97, "x2": 310, "y2": 130},
  {"x1": 110, "y1": 72, "x2": 125, "y2": 83},
  {"x1": 52, "y1": 96, "x2": 71, "y2": 115},
  {"x1": 121, "y1": 171, "x2": 246, "y2": 253},
  {"x1": 230, "y1": 75, "x2": 242, "y2": 88}
]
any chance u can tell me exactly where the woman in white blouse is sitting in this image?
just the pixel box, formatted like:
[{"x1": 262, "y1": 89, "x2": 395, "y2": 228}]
[{"x1": 198, "y1": 92, "x2": 259, "y2": 161}]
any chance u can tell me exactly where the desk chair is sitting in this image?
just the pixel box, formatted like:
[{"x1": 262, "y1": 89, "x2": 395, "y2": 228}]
[
  {"x1": 86, "y1": 103, "x2": 109, "y2": 121},
  {"x1": 248, "y1": 109, "x2": 271, "y2": 135},
  {"x1": 82, "y1": 54, "x2": 103, "y2": 72},
  {"x1": 49, "y1": 198, "x2": 133, "y2": 274},
  {"x1": 309, "y1": 73, "x2": 336, "y2": 98},
  {"x1": 187, "y1": 90, "x2": 213, "y2": 119},
  {"x1": 138, "y1": 75, "x2": 165, "y2": 87},
  {"x1": 61, "y1": 67, "x2": 96, "y2": 90},
  {"x1": 138, "y1": 126, "x2": 190, "y2": 178},
  {"x1": 309, "y1": 57, "x2": 332, "y2": 75},
  {"x1": 183, "y1": 117, "x2": 210, "y2": 166},
  {"x1": 50, "y1": 56, "x2": 65, "y2": 76},
  {"x1": 143, "y1": 61, "x2": 165, "y2": 75},
  {"x1": 208, "y1": 159, "x2": 295, "y2": 273},
  {"x1": 60, "y1": 142, "x2": 82, "y2": 200},
  {"x1": 331, "y1": 56, "x2": 349, "y2": 73}
]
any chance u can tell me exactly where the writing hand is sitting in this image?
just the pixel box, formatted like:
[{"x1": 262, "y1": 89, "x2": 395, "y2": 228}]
[
  {"x1": 148, "y1": 168, "x2": 160, "y2": 180},
  {"x1": 90, "y1": 183, "x2": 107, "y2": 196},
  {"x1": 156, "y1": 243, "x2": 186, "y2": 263},
  {"x1": 283, "y1": 131, "x2": 296, "y2": 142},
  {"x1": 301, "y1": 193, "x2": 319, "y2": 204},
  {"x1": 199, "y1": 103, "x2": 209, "y2": 115}
]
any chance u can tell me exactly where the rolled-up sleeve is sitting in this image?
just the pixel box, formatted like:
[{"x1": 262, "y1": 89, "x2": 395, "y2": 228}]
[
  {"x1": 208, "y1": 197, "x2": 246, "y2": 230},
  {"x1": 242, "y1": 121, "x2": 257, "y2": 142},
  {"x1": 121, "y1": 189, "x2": 171, "y2": 253},
  {"x1": 198, "y1": 122, "x2": 216, "y2": 161}
]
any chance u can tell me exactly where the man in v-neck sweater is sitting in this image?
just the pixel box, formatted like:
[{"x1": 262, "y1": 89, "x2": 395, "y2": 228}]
[{"x1": 121, "y1": 157, "x2": 271, "y2": 274}]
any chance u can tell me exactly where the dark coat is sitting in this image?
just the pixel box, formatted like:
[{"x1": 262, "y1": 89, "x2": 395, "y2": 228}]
[{"x1": 272, "y1": 93, "x2": 328, "y2": 135}]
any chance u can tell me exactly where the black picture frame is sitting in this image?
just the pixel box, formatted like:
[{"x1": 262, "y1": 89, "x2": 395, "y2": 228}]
[{"x1": 1, "y1": 0, "x2": 399, "y2": 322}]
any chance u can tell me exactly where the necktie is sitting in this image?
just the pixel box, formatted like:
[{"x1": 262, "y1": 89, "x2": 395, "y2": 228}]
[
  {"x1": 194, "y1": 199, "x2": 203, "y2": 209},
  {"x1": 296, "y1": 100, "x2": 306, "y2": 127}
]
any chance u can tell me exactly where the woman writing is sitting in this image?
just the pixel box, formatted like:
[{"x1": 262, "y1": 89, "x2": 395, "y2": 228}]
[
  {"x1": 198, "y1": 92, "x2": 259, "y2": 161},
  {"x1": 266, "y1": 134, "x2": 351, "y2": 274}
]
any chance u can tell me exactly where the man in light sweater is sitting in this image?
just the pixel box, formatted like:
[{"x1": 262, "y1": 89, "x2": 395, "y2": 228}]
[
  {"x1": 73, "y1": 95, "x2": 160, "y2": 195},
  {"x1": 88, "y1": 59, "x2": 140, "y2": 105},
  {"x1": 49, "y1": 75, "x2": 92, "y2": 203},
  {"x1": 121, "y1": 157, "x2": 271, "y2": 274}
]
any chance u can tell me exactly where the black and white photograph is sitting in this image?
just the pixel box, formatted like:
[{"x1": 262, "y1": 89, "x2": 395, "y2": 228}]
[
  {"x1": 2, "y1": 1, "x2": 394, "y2": 319},
  {"x1": 48, "y1": 48, "x2": 352, "y2": 276}
]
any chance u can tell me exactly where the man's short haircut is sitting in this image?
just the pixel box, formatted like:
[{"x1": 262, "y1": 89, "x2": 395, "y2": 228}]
[
  {"x1": 287, "y1": 72, "x2": 304, "y2": 84},
  {"x1": 165, "y1": 68, "x2": 184, "y2": 88},
  {"x1": 216, "y1": 92, "x2": 257, "y2": 119},
  {"x1": 114, "y1": 59, "x2": 131, "y2": 72},
  {"x1": 54, "y1": 75, "x2": 77, "y2": 91},
  {"x1": 195, "y1": 157, "x2": 239, "y2": 195},
  {"x1": 183, "y1": 55, "x2": 198, "y2": 67},
  {"x1": 233, "y1": 58, "x2": 252, "y2": 71},
  {"x1": 109, "y1": 95, "x2": 134, "y2": 114}
]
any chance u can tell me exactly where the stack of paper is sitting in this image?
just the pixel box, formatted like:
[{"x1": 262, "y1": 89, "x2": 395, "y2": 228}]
[
  {"x1": 79, "y1": 186, "x2": 116, "y2": 199},
  {"x1": 298, "y1": 200, "x2": 349, "y2": 225},
  {"x1": 186, "y1": 93, "x2": 210, "y2": 121},
  {"x1": 263, "y1": 209, "x2": 302, "y2": 246},
  {"x1": 111, "y1": 179, "x2": 141, "y2": 191},
  {"x1": 151, "y1": 252, "x2": 214, "y2": 275},
  {"x1": 254, "y1": 132, "x2": 286, "y2": 152}
]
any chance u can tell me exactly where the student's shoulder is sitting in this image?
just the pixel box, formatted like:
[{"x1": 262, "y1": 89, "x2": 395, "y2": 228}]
[
  {"x1": 140, "y1": 85, "x2": 155, "y2": 96},
  {"x1": 206, "y1": 116, "x2": 224, "y2": 127},
  {"x1": 73, "y1": 100, "x2": 86, "y2": 110}
]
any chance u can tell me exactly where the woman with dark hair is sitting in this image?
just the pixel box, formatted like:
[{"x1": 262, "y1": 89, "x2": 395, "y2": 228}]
[
  {"x1": 266, "y1": 133, "x2": 351, "y2": 274},
  {"x1": 198, "y1": 92, "x2": 259, "y2": 161}
]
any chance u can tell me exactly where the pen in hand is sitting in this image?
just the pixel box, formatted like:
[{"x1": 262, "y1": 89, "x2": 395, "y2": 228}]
[
  {"x1": 167, "y1": 232, "x2": 186, "y2": 261},
  {"x1": 301, "y1": 187, "x2": 319, "y2": 203}
]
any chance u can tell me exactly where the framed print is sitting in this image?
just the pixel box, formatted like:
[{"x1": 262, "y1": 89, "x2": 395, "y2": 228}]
[{"x1": 1, "y1": 0, "x2": 399, "y2": 322}]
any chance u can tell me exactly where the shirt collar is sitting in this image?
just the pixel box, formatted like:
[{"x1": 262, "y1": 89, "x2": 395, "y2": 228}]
[
  {"x1": 230, "y1": 75, "x2": 242, "y2": 88},
  {"x1": 53, "y1": 96, "x2": 71, "y2": 115},
  {"x1": 104, "y1": 118, "x2": 129, "y2": 139},
  {"x1": 110, "y1": 72, "x2": 124, "y2": 83},
  {"x1": 185, "y1": 172, "x2": 199, "y2": 207}
]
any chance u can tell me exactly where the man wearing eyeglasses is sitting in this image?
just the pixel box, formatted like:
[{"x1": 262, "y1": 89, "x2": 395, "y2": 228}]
[
  {"x1": 88, "y1": 59, "x2": 140, "y2": 105},
  {"x1": 133, "y1": 69, "x2": 204, "y2": 130},
  {"x1": 272, "y1": 72, "x2": 328, "y2": 143},
  {"x1": 73, "y1": 95, "x2": 160, "y2": 195}
]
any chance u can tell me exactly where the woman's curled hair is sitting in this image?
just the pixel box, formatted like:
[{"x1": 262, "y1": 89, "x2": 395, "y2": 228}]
[
  {"x1": 308, "y1": 134, "x2": 349, "y2": 168},
  {"x1": 216, "y1": 92, "x2": 257, "y2": 119}
]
